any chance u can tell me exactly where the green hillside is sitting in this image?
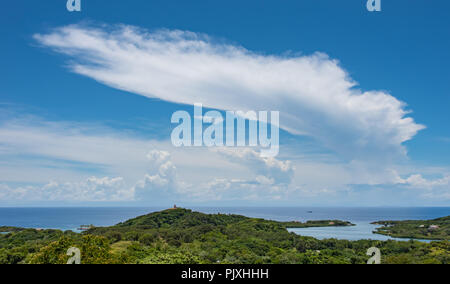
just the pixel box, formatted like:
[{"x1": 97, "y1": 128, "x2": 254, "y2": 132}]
[
  {"x1": 0, "y1": 208, "x2": 448, "y2": 264},
  {"x1": 111, "y1": 208, "x2": 353, "y2": 229},
  {"x1": 373, "y1": 216, "x2": 450, "y2": 240},
  {"x1": 115, "y1": 208, "x2": 249, "y2": 229}
]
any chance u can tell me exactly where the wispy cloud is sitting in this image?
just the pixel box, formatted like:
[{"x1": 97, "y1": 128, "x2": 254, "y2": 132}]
[
  {"x1": 34, "y1": 24, "x2": 425, "y2": 162},
  {"x1": 0, "y1": 177, "x2": 132, "y2": 202},
  {"x1": 0, "y1": 114, "x2": 299, "y2": 203}
]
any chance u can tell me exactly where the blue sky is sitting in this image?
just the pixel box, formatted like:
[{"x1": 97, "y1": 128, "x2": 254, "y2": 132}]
[{"x1": 0, "y1": 0, "x2": 449, "y2": 206}]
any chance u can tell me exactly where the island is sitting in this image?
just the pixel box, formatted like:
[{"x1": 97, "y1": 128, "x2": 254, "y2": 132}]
[
  {"x1": 0, "y1": 208, "x2": 448, "y2": 264},
  {"x1": 372, "y1": 216, "x2": 450, "y2": 241}
]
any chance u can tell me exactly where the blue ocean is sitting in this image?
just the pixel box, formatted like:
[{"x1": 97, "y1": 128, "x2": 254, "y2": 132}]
[{"x1": 0, "y1": 207, "x2": 448, "y2": 241}]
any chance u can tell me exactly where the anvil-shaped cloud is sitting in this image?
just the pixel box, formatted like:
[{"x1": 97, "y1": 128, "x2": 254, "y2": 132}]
[{"x1": 34, "y1": 24, "x2": 425, "y2": 161}]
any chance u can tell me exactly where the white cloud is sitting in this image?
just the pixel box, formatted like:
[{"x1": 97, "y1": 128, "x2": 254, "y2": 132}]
[
  {"x1": 146, "y1": 150, "x2": 171, "y2": 166},
  {"x1": 0, "y1": 115, "x2": 252, "y2": 186},
  {"x1": 134, "y1": 150, "x2": 179, "y2": 201},
  {"x1": 396, "y1": 174, "x2": 450, "y2": 190},
  {"x1": 133, "y1": 148, "x2": 296, "y2": 202},
  {"x1": 211, "y1": 148, "x2": 294, "y2": 185},
  {"x1": 177, "y1": 148, "x2": 296, "y2": 201},
  {"x1": 0, "y1": 111, "x2": 445, "y2": 205},
  {"x1": 0, "y1": 118, "x2": 156, "y2": 183},
  {"x1": 34, "y1": 24, "x2": 425, "y2": 162}
]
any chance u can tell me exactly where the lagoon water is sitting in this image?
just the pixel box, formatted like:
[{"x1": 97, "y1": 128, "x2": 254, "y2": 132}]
[
  {"x1": 0, "y1": 207, "x2": 448, "y2": 241},
  {"x1": 287, "y1": 222, "x2": 430, "y2": 242}
]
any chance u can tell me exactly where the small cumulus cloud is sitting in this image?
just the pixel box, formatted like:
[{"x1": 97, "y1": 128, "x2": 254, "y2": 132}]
[
  {"x1": 134, "y1": 150, "x2": 179, "y2": 201},
  {"x1": 396, "y1": 174, "x2": 450, "y2": 190}
]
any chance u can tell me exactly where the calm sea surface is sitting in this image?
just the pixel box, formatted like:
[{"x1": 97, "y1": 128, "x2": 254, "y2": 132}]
[{"x1": 0, "y1": 207, "x2": 448, "y2": 241}]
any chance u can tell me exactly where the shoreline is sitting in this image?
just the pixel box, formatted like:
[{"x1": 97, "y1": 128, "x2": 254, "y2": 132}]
[
  {"x1": 1, "y1": 208, "x2": 449, "y2": 264},
  {"x1": 1, "y1": 207, "x2": 449, "y2": 242}
]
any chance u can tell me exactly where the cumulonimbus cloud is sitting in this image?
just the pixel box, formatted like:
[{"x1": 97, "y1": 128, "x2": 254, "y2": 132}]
[{"x1": 34, "y1": 24, "x2": 425, "y2": 160}]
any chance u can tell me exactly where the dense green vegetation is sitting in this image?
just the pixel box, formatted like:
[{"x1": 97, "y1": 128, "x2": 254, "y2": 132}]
[
  {"x1": 0, "y1": 227, "x2": 26, "y2": 233},
  {"x1": 0, "y1": 208, "x2": 448, "y2": 264},
  {"x1": 373, "y1": 216, "x2": 450, "y2": 241},
  {"x1": 0, "y1": 228, "x2": 77, "y2": 264}
]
